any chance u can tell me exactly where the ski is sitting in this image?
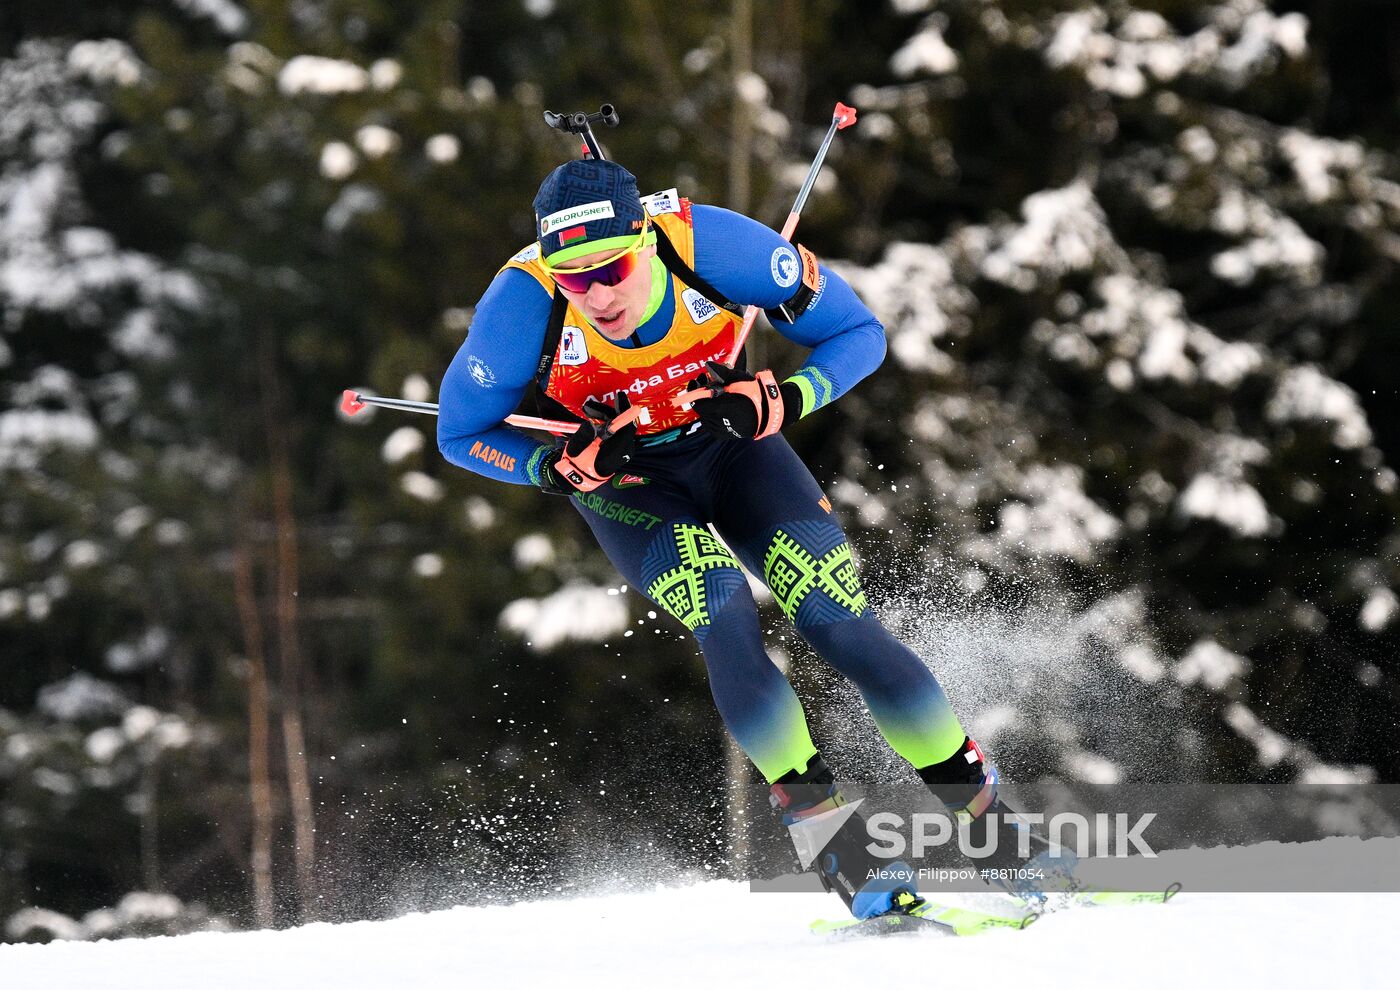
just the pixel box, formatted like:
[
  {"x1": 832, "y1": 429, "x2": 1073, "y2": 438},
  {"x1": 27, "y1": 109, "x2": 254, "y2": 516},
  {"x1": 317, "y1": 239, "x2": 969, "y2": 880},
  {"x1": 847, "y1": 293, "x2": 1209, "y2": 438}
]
[
  {"x1": 811, "y1": 897, "x2": 1036, "y2": 938},
  {"x1": 1077, "y1": 884, "x2": 1182, "y2": 908},
  {"x1": 1005, "y1": 880, "x2": 1184, "y2": 918},
  {"x1": 811, "y1": 883, "x2": 1181, "y2": 938}
]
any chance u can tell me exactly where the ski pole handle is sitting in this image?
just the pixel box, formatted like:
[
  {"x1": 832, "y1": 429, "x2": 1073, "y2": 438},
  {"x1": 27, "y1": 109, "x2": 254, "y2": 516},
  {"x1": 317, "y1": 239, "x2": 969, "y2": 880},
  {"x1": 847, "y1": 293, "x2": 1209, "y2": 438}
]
[
  {"x1": 672, "y1": 384, "x2": 722, "y2": 409},
  {"x1": 596, "y1": 402, "x2": 651, "y2": 437}
]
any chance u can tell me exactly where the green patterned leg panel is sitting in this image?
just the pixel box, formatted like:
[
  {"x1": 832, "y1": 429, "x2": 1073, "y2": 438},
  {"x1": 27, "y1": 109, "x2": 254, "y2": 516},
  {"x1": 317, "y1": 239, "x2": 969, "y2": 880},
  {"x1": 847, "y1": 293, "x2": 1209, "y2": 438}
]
[
  {"x1": 643, "y1": 522, "x2": 746, "y2": 640},
  {"x1": 763, "y1": 521, "x2": 868, "y2": 627}
]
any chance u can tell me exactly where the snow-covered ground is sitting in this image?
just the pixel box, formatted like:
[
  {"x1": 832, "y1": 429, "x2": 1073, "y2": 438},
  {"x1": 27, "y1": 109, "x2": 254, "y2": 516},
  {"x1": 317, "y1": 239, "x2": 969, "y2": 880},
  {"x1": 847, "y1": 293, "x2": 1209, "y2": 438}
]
[{"x1": 1, "y1": 881, "x2": 1390, "y2": 989}]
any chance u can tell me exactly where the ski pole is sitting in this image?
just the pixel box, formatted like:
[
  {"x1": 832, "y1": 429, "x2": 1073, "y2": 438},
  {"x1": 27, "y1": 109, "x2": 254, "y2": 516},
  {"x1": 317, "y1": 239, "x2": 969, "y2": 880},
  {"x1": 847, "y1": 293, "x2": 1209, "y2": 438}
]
[
  {"x1": 672, "y1": 101, "x2": 856, "y2": 410},
  {"x1": 339, "y1": 389, "x2": 650, "y2": 435},
  {"x1": 730, "y1": 101, "x2": 856, "y2": 364},
  {"x1": 340, "y1": 389, "x2": 579, "y2": 433}
]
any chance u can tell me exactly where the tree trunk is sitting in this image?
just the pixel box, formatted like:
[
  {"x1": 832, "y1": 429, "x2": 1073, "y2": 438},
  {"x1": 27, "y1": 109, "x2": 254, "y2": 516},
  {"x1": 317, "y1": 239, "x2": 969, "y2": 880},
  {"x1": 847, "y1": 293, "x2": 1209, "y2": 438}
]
[
  {"x1": 728, "y1": 0, "x2": 754, "y2": 217},
  {"x1": 138, "y1": 758, "x2": 161, "y2": 892},
  {"x1": 260, "y1": 339, "x2": 318, "y2": 920},
  {"x1": 233, "y1": 534, "x2": 277, "y2": 929},
  {"x1": 725, "y1": 733, "x2": 752, "y2": 879}
]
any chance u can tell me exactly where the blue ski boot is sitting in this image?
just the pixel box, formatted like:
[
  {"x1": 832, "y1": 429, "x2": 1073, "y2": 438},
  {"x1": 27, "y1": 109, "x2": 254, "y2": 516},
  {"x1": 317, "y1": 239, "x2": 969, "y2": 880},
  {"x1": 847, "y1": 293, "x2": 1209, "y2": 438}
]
[
  {"x1": 918, "y1": 736, "x2": 1080, "y2": 909},
  {"x1": 770, "y1": 753, "x2": 923, "y2": 920}
]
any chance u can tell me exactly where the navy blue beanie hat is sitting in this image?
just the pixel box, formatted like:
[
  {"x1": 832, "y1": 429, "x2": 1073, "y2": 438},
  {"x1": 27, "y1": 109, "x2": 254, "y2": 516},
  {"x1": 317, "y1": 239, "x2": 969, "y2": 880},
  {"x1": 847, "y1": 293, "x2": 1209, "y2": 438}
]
[{"x1": 533, "y1": 159, "x2": 647, "y2": 265}]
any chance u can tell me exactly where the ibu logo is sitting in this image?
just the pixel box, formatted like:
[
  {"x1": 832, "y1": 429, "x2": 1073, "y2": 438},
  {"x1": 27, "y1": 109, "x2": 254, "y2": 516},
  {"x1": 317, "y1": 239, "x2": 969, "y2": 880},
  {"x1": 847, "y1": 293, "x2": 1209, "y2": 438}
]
[
  {"x1": 682, "y1": 288, "x2": 719, "y2": 324},
  {"x1": 559, "y1": 326, "x2": 589, "y2": 366},
  {"x1": 771, "y1": 246, "x2": 800, "y2": 288}
]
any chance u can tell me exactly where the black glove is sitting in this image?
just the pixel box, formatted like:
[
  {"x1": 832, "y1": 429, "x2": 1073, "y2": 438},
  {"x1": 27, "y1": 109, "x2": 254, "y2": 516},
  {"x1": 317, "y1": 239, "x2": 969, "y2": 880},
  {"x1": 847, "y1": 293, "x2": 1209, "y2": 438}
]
[
  {"x1": 540, "y1": 393, "x2": 640, "y2": 494},
  {"x1": 686, "y1": 361, "x2": 802, "y2": 441}
]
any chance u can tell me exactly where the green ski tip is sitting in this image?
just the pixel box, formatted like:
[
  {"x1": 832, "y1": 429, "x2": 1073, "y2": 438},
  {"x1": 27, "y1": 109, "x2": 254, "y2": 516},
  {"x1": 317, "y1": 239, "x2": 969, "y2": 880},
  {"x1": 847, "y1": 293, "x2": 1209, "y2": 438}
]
[{"x1": 1076, "y1": 882, "x2": 1183, "y2": 908}]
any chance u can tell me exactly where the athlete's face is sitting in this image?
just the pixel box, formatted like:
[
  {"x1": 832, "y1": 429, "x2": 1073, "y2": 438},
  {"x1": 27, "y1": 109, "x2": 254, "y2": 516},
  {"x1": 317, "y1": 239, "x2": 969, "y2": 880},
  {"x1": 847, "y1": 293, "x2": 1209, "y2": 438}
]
[{"x1": 554, "y1": 243, "x2": 657, "y2": 340}]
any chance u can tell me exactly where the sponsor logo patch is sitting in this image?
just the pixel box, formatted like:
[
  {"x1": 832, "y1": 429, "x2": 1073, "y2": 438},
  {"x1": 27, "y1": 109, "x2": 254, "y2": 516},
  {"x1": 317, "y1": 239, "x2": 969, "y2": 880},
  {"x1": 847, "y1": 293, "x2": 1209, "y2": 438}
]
[
  {"x1": 468, "y1": 440, "x2": 516, "y2": 472},
  {"x1": 641, "y1": 188, "x2": 682, "y2": 216},
  {"x1": 771, "y1": 246, "x2": 800, "y2": 288},
  {"x1": 559, "y1": 325, "x2": 589, "y2": 366},
  {"x1": 681, "y1": 288, "x2": 720, "y2": 324},
  {"x1": 572, "y1": 490, "x2": 663, "y2": 529},
  {"x1": 579, "y1": 345, "x2": 735, "y2": 412},
  {"x1": 467, "y1": 356, "x2": 496, "y2": 388},
  {"x1": 539, "y1": 199, "x2": 615, "y2": 234},
  {"x1": 613, "y1": 473, "x2": 651, "y2": 489},
  {"x1": 511, "y1": 243, "x2": 541, "y2": 263},
  {"x1": 797, "y1": 243, "x2": 821, "y2": 292}
]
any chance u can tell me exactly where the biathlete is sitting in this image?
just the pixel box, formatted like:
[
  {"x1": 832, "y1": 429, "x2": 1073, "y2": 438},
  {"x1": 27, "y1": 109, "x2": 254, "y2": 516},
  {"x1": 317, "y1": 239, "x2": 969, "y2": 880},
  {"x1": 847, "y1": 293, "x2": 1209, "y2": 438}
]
[{"x1": 438, "y1": 157, "x2": 1012, "y2": 920}]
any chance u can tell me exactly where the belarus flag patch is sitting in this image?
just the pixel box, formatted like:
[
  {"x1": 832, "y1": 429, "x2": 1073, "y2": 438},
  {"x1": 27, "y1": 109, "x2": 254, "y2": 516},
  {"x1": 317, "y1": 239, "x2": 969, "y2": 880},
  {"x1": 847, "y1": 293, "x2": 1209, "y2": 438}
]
[{"x1": 559, "y1": 225, "x2": 587, "y2": 245}]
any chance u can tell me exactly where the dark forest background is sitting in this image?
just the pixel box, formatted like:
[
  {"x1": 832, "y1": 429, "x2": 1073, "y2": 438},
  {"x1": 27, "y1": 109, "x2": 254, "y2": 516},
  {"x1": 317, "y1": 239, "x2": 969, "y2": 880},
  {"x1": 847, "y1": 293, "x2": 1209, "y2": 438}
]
[{"x1": 2, "y1": 0, "x2": 1398, "y2": 941}]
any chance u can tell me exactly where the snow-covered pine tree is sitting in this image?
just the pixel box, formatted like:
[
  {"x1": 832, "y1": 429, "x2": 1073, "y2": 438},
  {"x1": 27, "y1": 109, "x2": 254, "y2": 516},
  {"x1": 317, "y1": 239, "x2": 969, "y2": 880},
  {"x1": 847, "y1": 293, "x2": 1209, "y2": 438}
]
[{"x1": 816, "y1": 0, "x2": 1399, "y2": 783}]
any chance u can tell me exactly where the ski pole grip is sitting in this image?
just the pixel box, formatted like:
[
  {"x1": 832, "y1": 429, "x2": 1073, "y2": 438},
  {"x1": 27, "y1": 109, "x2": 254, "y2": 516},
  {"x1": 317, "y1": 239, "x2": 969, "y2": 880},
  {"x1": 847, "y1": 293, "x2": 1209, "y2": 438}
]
[
  {"x1": 834, "y1": 102, "x2": 857, "y2": 129},
  {"x1": 607, "y1": 404, "x2": 652, "y2": 431},
  {"x1": 671, "y1": 386, "x2": 719, "y2": 410}
]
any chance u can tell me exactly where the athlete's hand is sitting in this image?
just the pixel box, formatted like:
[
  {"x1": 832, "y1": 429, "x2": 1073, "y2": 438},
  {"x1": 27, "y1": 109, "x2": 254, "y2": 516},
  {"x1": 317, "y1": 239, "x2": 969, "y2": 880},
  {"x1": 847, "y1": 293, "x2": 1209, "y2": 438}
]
[
  {"x1": 540, "y1": 393, "x2": 640, "y2": 494},
  {"x1": 684, "y1": 361, "x2": 802, "y2": 441}
]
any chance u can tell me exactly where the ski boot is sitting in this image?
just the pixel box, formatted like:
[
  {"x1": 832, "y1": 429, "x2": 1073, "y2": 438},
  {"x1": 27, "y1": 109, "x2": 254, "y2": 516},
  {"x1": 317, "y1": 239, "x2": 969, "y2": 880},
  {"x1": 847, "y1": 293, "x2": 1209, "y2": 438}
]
[
  {"x1": 918, "y1": 736, "x2": 1080, "y2": 909},
  {"x1": 770, "y1": 753, "x2": 923, "y2": 920}
]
